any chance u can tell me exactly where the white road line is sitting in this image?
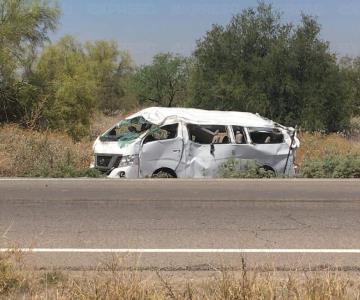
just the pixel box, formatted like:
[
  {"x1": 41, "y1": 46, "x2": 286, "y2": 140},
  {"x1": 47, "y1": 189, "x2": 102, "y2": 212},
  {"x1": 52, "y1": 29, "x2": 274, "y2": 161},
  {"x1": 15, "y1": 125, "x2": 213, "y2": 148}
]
[{"x1": 1, "y1": 248, "x2": 360, "y2": 254}]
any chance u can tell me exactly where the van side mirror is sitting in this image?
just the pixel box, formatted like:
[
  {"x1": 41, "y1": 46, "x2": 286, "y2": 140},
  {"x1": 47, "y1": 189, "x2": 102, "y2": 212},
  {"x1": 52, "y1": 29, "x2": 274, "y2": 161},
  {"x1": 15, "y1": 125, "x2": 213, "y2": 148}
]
[{"x1": 210, "y1": 143, "x2": 215, "y2": 155}]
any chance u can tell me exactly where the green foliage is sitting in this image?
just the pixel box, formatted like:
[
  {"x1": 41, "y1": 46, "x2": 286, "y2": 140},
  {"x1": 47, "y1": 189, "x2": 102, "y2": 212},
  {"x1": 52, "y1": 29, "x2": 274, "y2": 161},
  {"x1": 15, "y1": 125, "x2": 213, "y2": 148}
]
[
  {"x1": 0, "y1": 0, "x2": 60, "y2": 123},
  {"x1": 85, "y1": 40, "x2": 135, "y2": 114},
  {"x1": 340, "y1": 56, "x2": 360, "y2": 116},
  {"x1": 20, "y1": 37, "x2": 135, "y2": 139},
  {"x1": 0, "y1": 1, "x2": 135, "y2": 139},
  {"x1": 300, "y1": 154, "x2": 360, "y2": 178},
  {"x1": 218, "y1": 158, "x2": 276, "y2": 178},
  {"x1": 26, "y1": 36, "x2": 97, "y2": 139},
  {"x1": 189, "y1": 2, "x2": 351, "y2": 132},
  {"x1": 132, "y1": 53, "x2": 189, "y2": 107}
]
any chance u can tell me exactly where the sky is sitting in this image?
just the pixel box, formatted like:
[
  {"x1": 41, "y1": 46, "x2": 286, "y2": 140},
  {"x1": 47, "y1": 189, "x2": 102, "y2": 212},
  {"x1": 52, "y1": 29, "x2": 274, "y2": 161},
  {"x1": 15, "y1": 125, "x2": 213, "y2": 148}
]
[{"x1": 52, "y1": 0, "x2": 360, "y2": 65}]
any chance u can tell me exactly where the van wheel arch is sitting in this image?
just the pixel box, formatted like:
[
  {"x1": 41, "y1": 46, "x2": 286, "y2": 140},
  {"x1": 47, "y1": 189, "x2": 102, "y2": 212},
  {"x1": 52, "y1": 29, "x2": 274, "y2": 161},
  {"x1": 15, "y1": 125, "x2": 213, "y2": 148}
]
[
  {"x1": 258, "y1": 165, "x2": 276, "y2": 176},
  {"x1": 152, "y1": 168, "x2": 177, "y2": 178}
]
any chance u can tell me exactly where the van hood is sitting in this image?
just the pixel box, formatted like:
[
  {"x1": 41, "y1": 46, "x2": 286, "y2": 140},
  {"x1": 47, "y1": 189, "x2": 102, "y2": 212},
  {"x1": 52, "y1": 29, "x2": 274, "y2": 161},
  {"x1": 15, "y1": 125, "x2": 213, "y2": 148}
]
[{"x1": 93, "y1": 137, "x2": 140, "y2": 155}]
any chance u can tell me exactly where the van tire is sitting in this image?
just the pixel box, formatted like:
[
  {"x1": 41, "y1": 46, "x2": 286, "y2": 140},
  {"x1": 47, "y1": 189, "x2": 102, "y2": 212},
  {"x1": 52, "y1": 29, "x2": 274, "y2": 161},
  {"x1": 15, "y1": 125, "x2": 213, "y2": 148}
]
[
  {"x1": 258, "y1": 165, "x2": 276, "y2": 177},
  {"x1": 152, "y1": 168, "x2": 177, "y2": 178}
]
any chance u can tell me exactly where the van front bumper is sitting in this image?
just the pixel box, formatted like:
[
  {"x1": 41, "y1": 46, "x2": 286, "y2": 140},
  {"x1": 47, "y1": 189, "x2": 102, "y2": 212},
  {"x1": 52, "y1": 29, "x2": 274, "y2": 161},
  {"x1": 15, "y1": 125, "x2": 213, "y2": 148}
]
[{"x1": 107, "y1": 166, "x2": 139, "y2": 179}]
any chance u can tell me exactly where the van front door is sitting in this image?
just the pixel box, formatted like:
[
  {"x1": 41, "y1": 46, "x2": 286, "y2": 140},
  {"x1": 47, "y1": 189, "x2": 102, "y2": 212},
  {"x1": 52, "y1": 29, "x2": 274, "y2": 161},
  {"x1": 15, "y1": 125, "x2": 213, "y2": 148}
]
[{"x1": 139, "y1": 123, "x2": 183, "y2": 177}]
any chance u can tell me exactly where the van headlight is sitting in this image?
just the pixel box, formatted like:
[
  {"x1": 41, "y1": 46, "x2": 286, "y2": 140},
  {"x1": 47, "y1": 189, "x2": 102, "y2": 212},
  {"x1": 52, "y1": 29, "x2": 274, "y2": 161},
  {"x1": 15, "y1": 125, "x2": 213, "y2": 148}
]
[
  {"x1": 90, "y1": 156, "x2": 96, "y2": 168},
  {"x1": 118, "y1": 155, "x2": 139, "y2": 167}
]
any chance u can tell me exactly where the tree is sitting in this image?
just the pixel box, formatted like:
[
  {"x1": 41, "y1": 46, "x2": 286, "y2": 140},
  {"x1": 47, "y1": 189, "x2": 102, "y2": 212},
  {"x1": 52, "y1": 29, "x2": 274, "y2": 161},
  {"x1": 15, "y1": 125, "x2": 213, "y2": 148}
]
[
  {"x1": 27, "y1": 36, "x2": 97, "y2": 139},
  {"x1": 288, "y1": 15, "x2": 350, "y2": 132},
  {"x1": 85, "y1": 40, "x2": 134, "y2": 114},
  {"x1": 0, "y1": 0, "x2": 60, "y2": 123},
  {"x1": 190, "y1": 3, "x2": 284, "y2": 113},
  {"x1": 0, "y1": 0, "x2": 135, "y2": 133},
  {"x1": 132, "y1": 53, "x2": 189, "y2": 107},
  {"x1": 25, "y1": 36, "x2": 136, "y2": 139},
  {"x1": 340, "y1": 56, "x2": 360, "y2": 116},
  {"x1": 189, "y1": 2, "x2": 350, "y2": 131}
]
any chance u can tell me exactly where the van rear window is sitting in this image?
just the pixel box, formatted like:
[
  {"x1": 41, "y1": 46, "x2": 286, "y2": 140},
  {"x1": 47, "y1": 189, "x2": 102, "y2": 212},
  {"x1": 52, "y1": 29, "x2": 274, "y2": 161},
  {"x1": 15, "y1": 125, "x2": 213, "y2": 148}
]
[{"x1": 248, "y1": 128, "x2": 284, "y2": 144}]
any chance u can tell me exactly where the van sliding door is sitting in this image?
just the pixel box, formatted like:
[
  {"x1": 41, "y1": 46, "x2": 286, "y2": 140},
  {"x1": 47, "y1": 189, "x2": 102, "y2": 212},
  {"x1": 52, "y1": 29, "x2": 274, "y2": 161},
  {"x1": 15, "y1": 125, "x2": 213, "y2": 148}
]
[{"x1": 185, "y1": 124, "x2": 232, "y2": 178}]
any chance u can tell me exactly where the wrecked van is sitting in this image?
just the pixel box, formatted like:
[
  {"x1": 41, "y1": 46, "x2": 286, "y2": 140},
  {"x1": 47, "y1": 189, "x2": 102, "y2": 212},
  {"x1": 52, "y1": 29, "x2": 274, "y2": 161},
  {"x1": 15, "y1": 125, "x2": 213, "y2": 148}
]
[{"x1": 92, "y1": 107, "x2": 300, "y2": 178}]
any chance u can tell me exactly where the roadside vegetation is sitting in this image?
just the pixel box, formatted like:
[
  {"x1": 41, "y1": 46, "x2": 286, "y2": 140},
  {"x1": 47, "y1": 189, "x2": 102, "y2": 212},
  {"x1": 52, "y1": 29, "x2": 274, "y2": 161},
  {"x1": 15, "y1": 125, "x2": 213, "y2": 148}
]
[
  {"x1": 1, "y1": 251, "x2": 360, "y2": 299},
  {"x1": 297, "y1": 131, "x2": 360, "y2": 178},
  {"x1": 1, "y1": 117, "x2": 360, "y2": 178},
  {"x1": 218, "y1": 159, "x2": 276, "y2": 178},
  {"x1": 0, "y1": 124, "x2": 99, "y2": 177}
]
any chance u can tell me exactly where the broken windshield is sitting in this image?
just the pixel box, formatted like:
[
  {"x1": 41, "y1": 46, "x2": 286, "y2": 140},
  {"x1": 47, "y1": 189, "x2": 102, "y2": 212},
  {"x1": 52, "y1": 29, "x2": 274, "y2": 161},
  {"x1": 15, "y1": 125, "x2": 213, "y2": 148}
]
[{"x1": 100, "y1": 116, "x2": 153, "y2": 143}]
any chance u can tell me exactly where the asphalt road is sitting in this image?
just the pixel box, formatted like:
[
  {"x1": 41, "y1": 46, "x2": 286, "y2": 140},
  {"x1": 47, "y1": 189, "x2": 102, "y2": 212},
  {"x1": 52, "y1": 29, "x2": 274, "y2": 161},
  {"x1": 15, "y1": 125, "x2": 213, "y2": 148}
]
[{"x1": 1, "y1": 178, "x2": 360, "y2": 271}]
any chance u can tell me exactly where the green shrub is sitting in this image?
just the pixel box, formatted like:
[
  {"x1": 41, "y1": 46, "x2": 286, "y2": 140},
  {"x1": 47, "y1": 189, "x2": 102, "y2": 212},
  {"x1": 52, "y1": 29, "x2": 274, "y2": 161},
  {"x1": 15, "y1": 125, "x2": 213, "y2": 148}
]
[
  {"x1": 218, "y1": 159, "x2": 276, "y2": 178},
  {"x1": 300, "y1": 154, "x2": 360, "y2": 178}
]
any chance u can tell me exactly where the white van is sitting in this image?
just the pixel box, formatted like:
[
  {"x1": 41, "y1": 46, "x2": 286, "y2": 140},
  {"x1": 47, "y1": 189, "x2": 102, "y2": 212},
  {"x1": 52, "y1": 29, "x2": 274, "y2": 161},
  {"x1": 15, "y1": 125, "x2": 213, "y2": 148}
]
[{"x1": 92, "y1": 107, "x2": 300, "y2": 178}]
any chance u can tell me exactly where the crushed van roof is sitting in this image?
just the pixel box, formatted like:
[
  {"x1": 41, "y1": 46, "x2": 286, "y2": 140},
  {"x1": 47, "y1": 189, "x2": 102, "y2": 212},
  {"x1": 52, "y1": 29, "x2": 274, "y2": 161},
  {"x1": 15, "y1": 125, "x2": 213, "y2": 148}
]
[{"x1": 127, "y1": 107, "x2": 276, "y2": 127}]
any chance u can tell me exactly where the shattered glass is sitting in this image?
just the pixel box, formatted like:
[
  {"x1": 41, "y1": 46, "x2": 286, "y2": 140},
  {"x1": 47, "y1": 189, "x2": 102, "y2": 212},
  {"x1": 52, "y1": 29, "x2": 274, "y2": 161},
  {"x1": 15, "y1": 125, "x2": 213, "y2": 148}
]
[{"x1": 100, "y1": 116, "x2": 154, "y2": 147}]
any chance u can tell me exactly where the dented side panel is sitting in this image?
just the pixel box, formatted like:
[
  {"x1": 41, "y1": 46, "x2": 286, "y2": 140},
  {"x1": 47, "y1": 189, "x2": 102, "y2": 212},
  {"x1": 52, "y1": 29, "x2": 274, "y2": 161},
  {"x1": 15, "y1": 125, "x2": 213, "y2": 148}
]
[
  {"x1": 185, "y1": 143, "x2": 234, "y2": 177},
  {"x1": 181, "y1": 123, "x2": 296, "y2": 177},
  {"x1": 247, "y1": 143, "x2": 290, "y2": 173},
  {"x1": 183, "y1": 142, "x2": 295, "y2": 178}
]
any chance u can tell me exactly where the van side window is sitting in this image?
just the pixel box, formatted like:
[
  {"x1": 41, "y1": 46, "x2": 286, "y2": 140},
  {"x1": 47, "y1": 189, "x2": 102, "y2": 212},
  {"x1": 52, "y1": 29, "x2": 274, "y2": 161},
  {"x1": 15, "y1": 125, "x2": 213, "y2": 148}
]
[
  {"x1": 143, "y1": 123, "x2": 178, "y2": 144},
  {"x1": 187, "y1": 124, "x2": 230, "y2": 144},
  {"x1": 248, "y1": 127, "x2": 284, "y2": 144},
  {"x1": 232, "y1": 126, "x2": 247, "y2": 144}
]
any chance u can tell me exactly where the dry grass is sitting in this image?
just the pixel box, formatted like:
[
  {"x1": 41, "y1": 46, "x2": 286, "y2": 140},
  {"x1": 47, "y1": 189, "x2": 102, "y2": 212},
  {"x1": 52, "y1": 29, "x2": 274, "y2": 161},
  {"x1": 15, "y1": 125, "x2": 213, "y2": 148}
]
[
  {"x1": 296, "y1": 132, "x2": 360, "y2": 164},
  {"x1": 295, "y1": 132, "x2": 360, "y2": 178},
  {"x1": 1, "y1": 252, "x2": 360, "y2": 299},
  {"x1": 0, "y1": 112, "x2": 134, "y2": 178},
  {"x1": 0, "y1": 124, "x2": 95, "y2": 177}
]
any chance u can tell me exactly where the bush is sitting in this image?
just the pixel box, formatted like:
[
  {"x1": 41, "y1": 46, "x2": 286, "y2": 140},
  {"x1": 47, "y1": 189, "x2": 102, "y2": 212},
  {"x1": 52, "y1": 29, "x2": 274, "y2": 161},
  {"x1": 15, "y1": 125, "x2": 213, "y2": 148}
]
[
  {"x1": 218, "y1": 159, "x2": 276, "y2": 178},
  {"x1": 0, "y1": 125, "x2": 101, "y2": 178},
  {"x1": 300, "y1": 154, "x2": 360, "y2": 178}
]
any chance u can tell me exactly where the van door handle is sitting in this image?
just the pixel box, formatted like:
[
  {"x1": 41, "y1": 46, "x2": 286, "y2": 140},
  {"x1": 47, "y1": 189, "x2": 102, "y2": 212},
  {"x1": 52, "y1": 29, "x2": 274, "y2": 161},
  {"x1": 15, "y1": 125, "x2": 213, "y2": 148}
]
[{"x1": 172, "y1": 149, "x2": 181, "y2": 152}]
